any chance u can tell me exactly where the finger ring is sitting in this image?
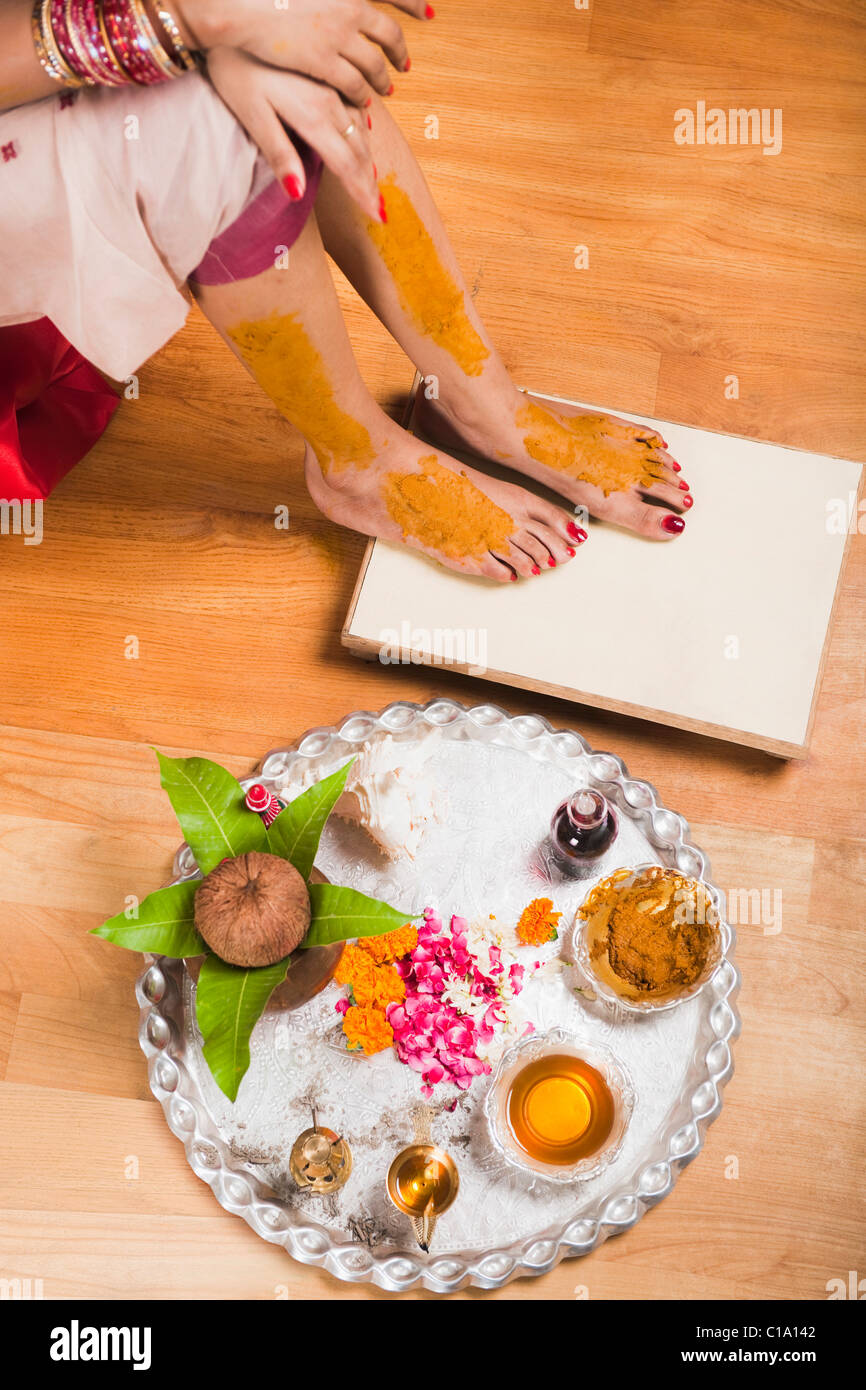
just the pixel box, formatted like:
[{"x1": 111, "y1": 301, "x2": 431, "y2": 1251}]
[{"x1": 340, "y1": 120, "x2": 357, "y2": 139}]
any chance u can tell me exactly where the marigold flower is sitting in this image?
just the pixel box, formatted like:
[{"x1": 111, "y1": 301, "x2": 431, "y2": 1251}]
[
  {"x1": 353, "y1": 964, "x2": 406, "y2": 1010},
  {"x1": 334, "y1": 944, "x2": 377, "y2": 992},
  {"x1": 516, "y1": 897, "x2": 561, "y2": 947},
  {"x1": 342, "y1": 1004, "x2": 394, "y2": 1055},
  {"x1": 356, "y1": 922, "x2": 419, "y2": 964},
  {"x1": 372, "y1": 969, "x2": 406, "y2": 1009}
]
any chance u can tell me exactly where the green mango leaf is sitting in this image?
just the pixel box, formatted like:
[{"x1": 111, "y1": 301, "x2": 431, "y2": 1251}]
[
  {"x1": 267, "y1": 758, "x2": 355, "y2": 881},
  {"x1": 91, "y1": 880, "x2": 206, "y2": 958},
  {"x1": 195, "y1": 953, "x2": 290, "y2": 1102},
  {"x1": 156, "y1": 752, "x2": 267, "y2": 876},
  {"x1": 303, "y1": 882, "x2": 414, "y2": 948}
]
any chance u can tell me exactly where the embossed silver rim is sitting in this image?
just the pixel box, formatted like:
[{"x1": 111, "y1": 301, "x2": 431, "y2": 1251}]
[{"x1": 136, "y1": 697, "x2": 741, "y2": 1294}]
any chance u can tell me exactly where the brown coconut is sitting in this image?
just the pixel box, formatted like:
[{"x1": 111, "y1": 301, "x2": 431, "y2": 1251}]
[{"x1": 195, "y1": 852, "x2": 311, "y2": 967}]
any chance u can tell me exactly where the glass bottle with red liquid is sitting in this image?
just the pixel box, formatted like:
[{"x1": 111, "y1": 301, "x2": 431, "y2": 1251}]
[{"x1": 549, "y1": 788, "x2": 618, "y2": 873}]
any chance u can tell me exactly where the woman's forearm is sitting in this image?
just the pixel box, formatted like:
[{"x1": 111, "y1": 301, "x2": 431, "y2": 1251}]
[
  {"x1": 0, "y1": 1, "x2": 197, "y2": 115},
  {"x1": 0, "y1": 1, "x2": 60, "y2": 112},
  {"x1": 1, "y1": 2, "x2": 431, "y2": 121}
]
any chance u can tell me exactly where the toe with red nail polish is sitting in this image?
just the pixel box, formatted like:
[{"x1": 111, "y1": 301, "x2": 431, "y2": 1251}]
[
  {"x1": 661, "y1": 514, "x2": 685, "y2": 534},
  {"x1": 531, "y1": 565, "x2": 541, "y2": 575},
  {"x1": 547, "y1": 557, "x2": 557, "y2": 567},
  {"x1": 682, "y1": 495, "x2": 693, "y2": 509},
  {"x1": 671, "y1": 461, "x2": 681, "y2": 472}
]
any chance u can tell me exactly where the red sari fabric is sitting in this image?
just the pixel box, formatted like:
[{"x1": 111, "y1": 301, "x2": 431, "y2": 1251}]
[{"x1": 0, "y1": 319, "x2": 118, "y2": 501}]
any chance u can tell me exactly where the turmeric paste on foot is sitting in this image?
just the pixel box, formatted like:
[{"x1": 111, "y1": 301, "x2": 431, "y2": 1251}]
[
  {"x1": 383, "y1": 454, "x2": 514, "y2": 560},
  {"x1": 367, "y1": 176, "x2": 490, "y2": 378},
  {"x1": 517, "y1": 399, "x2": 666, "y2": 497},
  {"x1": 226, "y1": 311, "x2": 375, "y2": 473}
]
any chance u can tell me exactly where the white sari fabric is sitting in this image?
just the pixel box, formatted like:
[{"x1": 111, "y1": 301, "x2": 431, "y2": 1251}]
[{"x1": 0, "y1": 72, "x2": 259, "y2": 378}]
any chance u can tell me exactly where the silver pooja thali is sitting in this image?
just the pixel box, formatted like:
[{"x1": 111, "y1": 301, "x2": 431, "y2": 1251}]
[{"x1": 137, "y1": 698, "x2": 741, "y2": 1294}]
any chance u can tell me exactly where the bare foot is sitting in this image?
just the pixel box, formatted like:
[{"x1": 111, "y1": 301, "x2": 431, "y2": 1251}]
[
  {"x1": 304, "y1": 427, "x2": 585, "y2": 582},
  {"x1": 417, "y1": 386, "x2": 692, "y2": 541}
]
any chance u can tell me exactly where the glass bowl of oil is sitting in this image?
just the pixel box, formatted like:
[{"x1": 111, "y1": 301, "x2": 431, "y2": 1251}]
[
  {"x1": 573, "y1": 863, "x2": 727, "y2": 1015},
  {"x1": 484, "y1": 1027, "x2": 635, "y2": 1184}
]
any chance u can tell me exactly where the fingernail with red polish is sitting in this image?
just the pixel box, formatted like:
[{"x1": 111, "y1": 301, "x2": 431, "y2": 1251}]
[
  {"x1": 661, "y1": 514, "x2": 685, "y2": 534},
  {"x1": 682, "y1": 494, "x2": 693, "y2": 509},
  {"x1": 547, "y1": 556, "x2": 557, "y2": 567},
  {"x1": 671, "y1": 461, "x2": 681, "y2": 472},
  {"x1": 531, "y1": 565, "x2": 541, "y2": 575},
  {"x1": 425, "y1": 3, "x2": 436, "y2": 17},
  {"x1": 283, "y1": 175, "x2": 303, "y2": 201}
]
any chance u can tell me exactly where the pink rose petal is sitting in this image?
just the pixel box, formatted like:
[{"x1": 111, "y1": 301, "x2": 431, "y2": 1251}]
[{"x1": 370, "y1": 905, "x2": 537, "y2": 1099}]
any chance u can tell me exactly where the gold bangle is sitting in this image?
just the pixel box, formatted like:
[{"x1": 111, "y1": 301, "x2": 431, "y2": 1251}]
[
  {"x1": 129, "y1": 0, "x2": 182, "y2": 78},
  {"x1": 156, "y1": 6, "x2": 198, "y2": 70},
  {"x1": 31, "y1": 0, "x2": 86, "y2": 87}
]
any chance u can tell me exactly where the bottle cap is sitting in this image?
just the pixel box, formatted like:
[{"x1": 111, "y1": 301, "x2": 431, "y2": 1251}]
[
  {"x1": 245, "y1": 783, "x2": 271, "y2": 813},
  {"x1": 567, "y1": 789, "x2": 607, "y2": 829}
]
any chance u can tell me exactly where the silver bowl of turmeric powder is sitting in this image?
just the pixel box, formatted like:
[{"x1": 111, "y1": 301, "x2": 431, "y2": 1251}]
[{"x1": 574, "y1": 864, "x2": 727, "y2": 1014}]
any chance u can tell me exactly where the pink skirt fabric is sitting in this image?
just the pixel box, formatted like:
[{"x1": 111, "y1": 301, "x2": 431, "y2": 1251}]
[{"x1": 191, "y1": 138, "x2": 322, "y2": 287}]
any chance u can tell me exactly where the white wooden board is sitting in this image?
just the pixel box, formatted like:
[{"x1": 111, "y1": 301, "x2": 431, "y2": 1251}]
[{"x1": 343, "y1": 392, "x2": 862, "y2": 757}]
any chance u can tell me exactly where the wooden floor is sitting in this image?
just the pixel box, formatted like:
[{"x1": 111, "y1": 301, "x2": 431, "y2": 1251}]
[{"x1": 2, "y1": 0, "x2": 865, "y2": 1301}]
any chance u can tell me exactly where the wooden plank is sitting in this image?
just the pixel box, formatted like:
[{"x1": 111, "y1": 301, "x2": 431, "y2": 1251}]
[
  {"x1": 588, "y1": 0, "x2": 866, "y2": 86},
  {"x1": 0, "y1": 994, "x2": 20, "y2": 1082},
  {"x1": 5, "y1": 996, "x2": 149, "y2": 1101}
]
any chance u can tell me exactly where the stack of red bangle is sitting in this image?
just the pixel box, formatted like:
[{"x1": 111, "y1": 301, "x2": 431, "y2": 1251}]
[
  {"x1": 33, "y1": 0, "x2": 197, "y2": 88},
  {"x1": 64, "y1": 0, "x2": 128, "y2": 84},
  {"x1": 103, "y1": 0, "x2": 179, "y2": 83}
]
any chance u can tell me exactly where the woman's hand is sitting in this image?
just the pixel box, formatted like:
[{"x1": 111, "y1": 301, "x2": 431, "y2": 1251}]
[
  {"x1": 207, "y1": 48, "x2": 381, "y2": 222},
  {"x1": 176, "y1": 0, "x2": 432, "y2": 107}
]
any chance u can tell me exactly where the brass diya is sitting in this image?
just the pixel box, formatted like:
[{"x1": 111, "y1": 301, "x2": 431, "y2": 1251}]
[
  {"x1": 290, "y1": 1112, "x2": 352, "y2": 1193},
  {"x1": 386, "y1": 1143, "x2": 459, "y2": 1252}
]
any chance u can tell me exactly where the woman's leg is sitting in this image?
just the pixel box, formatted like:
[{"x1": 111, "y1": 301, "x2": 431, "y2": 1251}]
[
  {"x1": 314, "y1": 100, "x2": 692, "y2": 540},
  {"x1": 192, "y1": 213, "x2": 582, "y2": 581}
]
